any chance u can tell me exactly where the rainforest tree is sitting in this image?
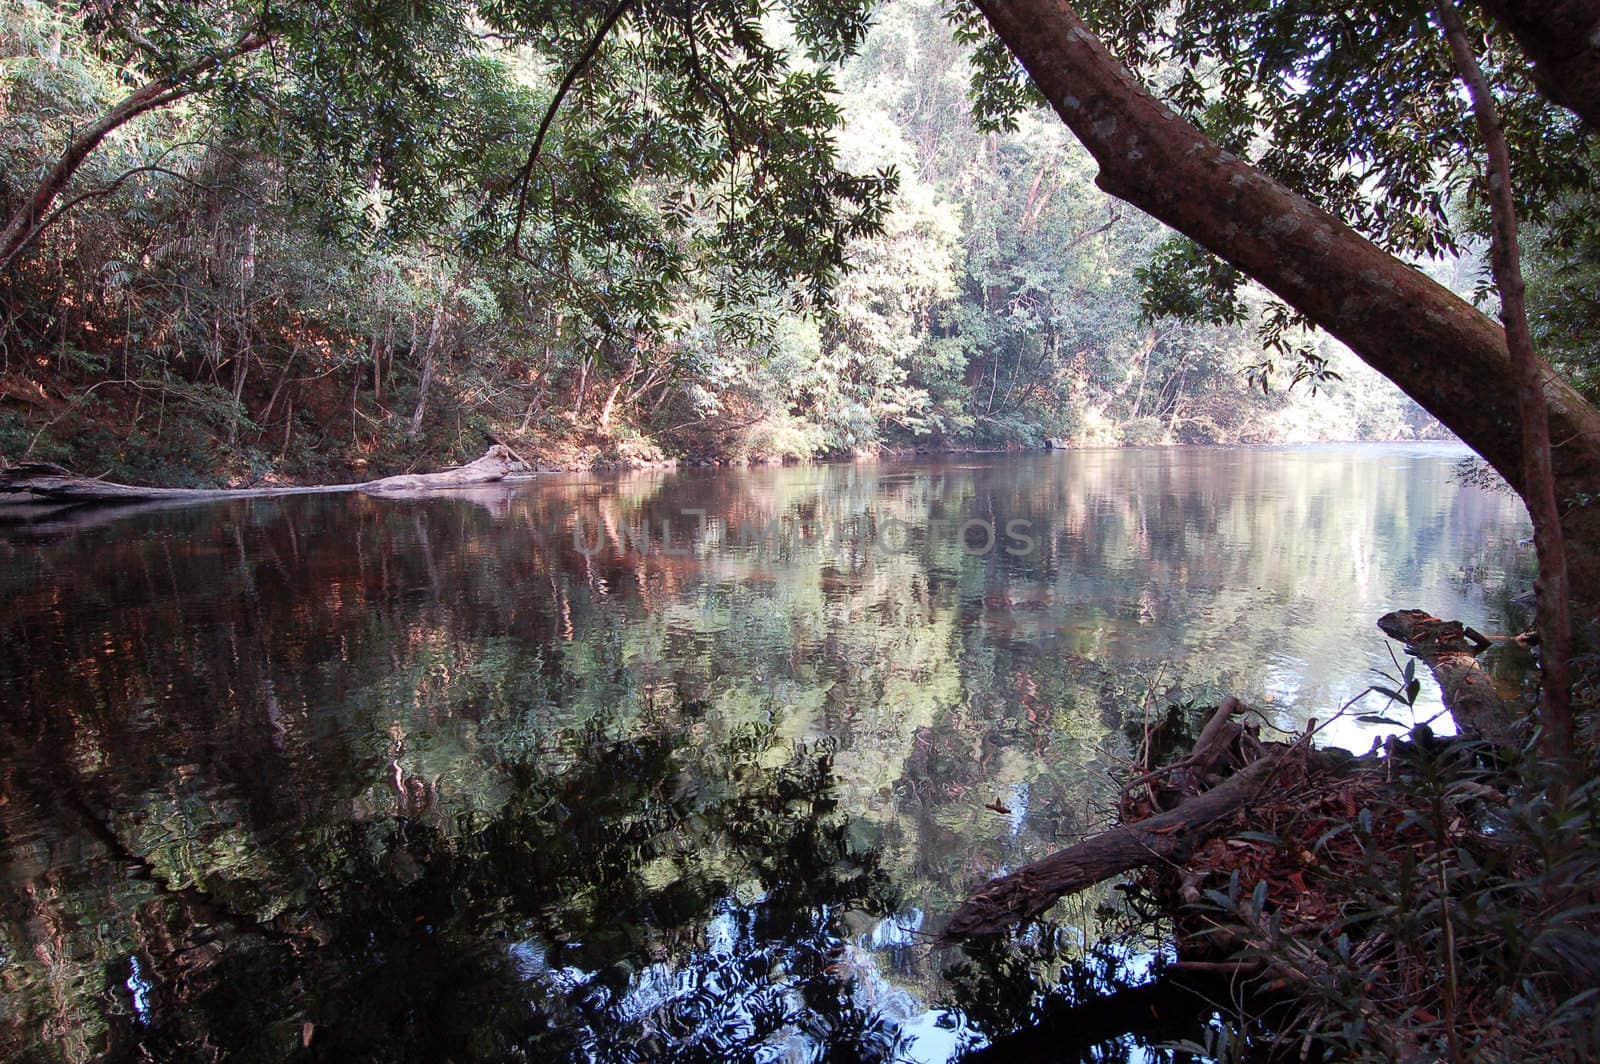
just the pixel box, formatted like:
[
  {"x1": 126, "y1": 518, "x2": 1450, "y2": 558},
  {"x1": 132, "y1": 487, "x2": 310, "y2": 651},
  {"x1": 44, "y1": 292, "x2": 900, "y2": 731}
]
[
  {"x1": 1, "y1": 0, "x2": 894, "y2": 303},
  {"x1": 0, "y1": 0, "x2": 910, "y2": 476},
  {"x1": 955, "y1": 0, "x2": 1600, "y2": 746}
]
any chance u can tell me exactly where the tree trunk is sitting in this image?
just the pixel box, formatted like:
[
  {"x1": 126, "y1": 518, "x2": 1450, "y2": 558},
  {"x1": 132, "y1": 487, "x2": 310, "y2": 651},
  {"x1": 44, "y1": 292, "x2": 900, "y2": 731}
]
[
  {"x1": 0, "y1": 32, "x2": 269, "y2": 272},
  {"x1": 971, "y1": 0, "x2": 1600, "y2": 612},
  {"x1": 572, "y1": 353, "x2": 592, "y2": 421},
  {"x1": 408, "y1": 281, "x2": 460, "y2": 440},
  {"x1": 1129, "y1": 326, "x2": 1159, "y2": 419},
  {"x1": 940, "y1": 699, "x2": 1274, "y2": 942},
  {"x1": 1438, "y1": 0, "x2": 1573, "y2": 756},
  {"x1": 1480, "y1": 0, "x2": 1600, "y2": 134},
  {"x1": 0, "y1": 446, "x2": 528, "y2": 507},
  {"x1": 228, "y1": 222, "x2": 255, "y2": 446},
  {"x1": 374, "y1": 313, "x2": 393, "y2": 403},
  {"x1": 599, "y1": 352, "x2": 642, "y2": 430},
  {"x1": 350, "y1": 363, "x2": 362, "y2": 442},
  {"x1": 259, "y1": 339, "x2": 300, "y2": 429},
  {"x1": 599, "y1": 378, "x2": 626, "y2": 430},
  {"x1": 409, "y1": 309, "x2": 441, "y2": 440}
]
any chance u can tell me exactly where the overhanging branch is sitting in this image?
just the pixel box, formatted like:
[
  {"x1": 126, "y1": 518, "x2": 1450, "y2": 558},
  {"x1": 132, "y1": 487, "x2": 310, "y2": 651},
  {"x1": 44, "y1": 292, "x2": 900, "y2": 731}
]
[{"x1": 509, "y1": 0, "x2": 638, "y2": 258}]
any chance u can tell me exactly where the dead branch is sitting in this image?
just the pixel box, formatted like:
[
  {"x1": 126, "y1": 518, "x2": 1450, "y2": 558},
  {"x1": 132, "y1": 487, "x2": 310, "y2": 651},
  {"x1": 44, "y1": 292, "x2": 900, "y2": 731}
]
[
  {"x1": 1377, "y1": 609, "x2": 1525, "y2": 746},
  {"x1": 0, "y1": 445, "x2": 530, "y2": 509},
  {"x1": 939, "y1": 740, "x2": 1284, "y2": 944}
]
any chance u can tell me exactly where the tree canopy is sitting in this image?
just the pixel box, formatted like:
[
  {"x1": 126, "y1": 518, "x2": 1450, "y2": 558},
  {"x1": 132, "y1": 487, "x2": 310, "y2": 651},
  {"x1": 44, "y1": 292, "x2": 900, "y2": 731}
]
[{"x1": 1, "y1": 0, "x2": 1455, "y2": 488}]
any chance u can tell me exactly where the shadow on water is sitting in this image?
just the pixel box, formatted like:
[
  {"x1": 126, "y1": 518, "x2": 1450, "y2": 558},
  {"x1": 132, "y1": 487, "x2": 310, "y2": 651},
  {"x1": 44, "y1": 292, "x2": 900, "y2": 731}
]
[
  {"x1": 0, "y1": 685, "x2": 915, "y2": 1060},
  {"x1": 109, "y1": 732, "x2": 910, "y2": 1062},
  {"x1": 0, "y1": 710, "x2": 1220, "y2": 1063},
  {"x1": 0, "y1": 447, "x2": 1529, "y2": 1060}
]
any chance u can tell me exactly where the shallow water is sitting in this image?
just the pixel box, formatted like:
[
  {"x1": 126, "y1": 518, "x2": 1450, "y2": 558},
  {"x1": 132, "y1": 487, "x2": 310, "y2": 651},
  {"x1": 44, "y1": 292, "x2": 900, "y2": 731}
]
[{"x1": 0, "y1": 444, "x2": 1529, "y2": 1061}]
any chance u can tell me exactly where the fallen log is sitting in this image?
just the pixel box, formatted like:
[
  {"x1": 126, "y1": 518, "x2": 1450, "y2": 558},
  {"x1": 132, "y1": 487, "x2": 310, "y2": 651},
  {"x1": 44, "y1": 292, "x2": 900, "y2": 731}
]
[
  {"x1": 0, "y1": 445, "x2": 529, "y2": 508},
  {"x1": 1376, "y1": 609, "x2": 1525, "y2": 746},
  {"x1": 1118, "y1": 696, "x2": 1263, "y2": 822},
  {"x1": 357, "y1": 445, "x2": 527, "y2": 494},
  {"x1": 939, "y1": 722, "x2": 1284, "y2": 943},
  {"x1": 1173, "y1": 695, "x2": 1261, "y2": 796},
  {"x1": 0, "y1": 461, "x2": 339, "y2": 504}
]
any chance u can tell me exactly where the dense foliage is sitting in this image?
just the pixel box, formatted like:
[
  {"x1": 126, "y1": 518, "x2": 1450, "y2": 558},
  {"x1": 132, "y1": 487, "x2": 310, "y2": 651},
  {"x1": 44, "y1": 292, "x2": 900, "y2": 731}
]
[
  {"x1": 0, "y1": 0, "x2": 1437, "y2": 484},
  {"x1": 955, "y1": 0, "x2": 1600, "y2": 399},
  {"x1": 6, "y1": 1, "x2": 1600, "y2": 1058}
]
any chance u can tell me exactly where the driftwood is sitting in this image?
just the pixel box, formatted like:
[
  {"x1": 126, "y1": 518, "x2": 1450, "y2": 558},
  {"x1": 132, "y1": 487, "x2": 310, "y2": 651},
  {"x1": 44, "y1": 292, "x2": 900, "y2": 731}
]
[
  {"x1": 939, "y1": 700, "x2": 1283, "y2": 943},
  {"x1": 0, "y1": 445, "x2": 530, "y2": 509},
  {"x1": 1376, "y1": 609, "x2": 1524, "y2": 746},
  {"x1": 357, "y1": 445, "x2": 528, "y2": 494}
]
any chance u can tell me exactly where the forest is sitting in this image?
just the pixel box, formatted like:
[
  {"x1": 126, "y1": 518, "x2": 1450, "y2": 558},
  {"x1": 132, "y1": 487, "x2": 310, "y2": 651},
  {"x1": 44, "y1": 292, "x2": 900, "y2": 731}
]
[
  {"x1": 3, "y1": 0, "x2": 1600, "y2": 1061},
  {"x1": 0, "y1": 0, "x2": 1468, "y2": 485}
]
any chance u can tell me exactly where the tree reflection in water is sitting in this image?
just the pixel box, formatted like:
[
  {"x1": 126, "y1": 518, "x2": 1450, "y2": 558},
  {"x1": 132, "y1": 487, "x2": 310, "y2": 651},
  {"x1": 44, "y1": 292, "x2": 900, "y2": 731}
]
[
  {"x1": 0, "y1": 448, "x2": 1527, "y2": 1060},
  {"x1": 124, "y1": 730, "x2": 913, "y2": 1061}
]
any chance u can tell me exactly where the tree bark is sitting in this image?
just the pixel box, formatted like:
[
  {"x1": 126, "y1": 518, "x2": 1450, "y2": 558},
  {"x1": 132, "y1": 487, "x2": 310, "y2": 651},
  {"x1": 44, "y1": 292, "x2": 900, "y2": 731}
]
[
  {"x1": 572, "y1": 353, "x2": 592, "y2": 420},
  {"x1": 599, "y1": 376, "x2": 626, "y2": 430},
  {"x1": 0, "y1": 446, "x2": 529, "y2": 507},
  {"x1": 971, "y1": 0, "x2": 1600, "y2": 612},
  {"x1": 358, "y1": 445, "x2": 529, "y2": 494},
  {"x1": 941, "y1": 700, "x2": 1271, "y2": 943},
  {"x1": 960, "y1": 971, "x2": 1225, "y2": 1062},
  {"x1": 1480, "y1": 0, "x2": 1600, "y2": 134},
  {"x1": 1438, "y1": 0, "x2": 1573, "y2": 757},
  {"x1": 938, "y1": 750, "x2": 1282, "y2": 942},
  {"x1": 408, "y1": 280, "x2": 461, "y2": 440},
  {"x1": 0, "y1": 31, "x2": 269, "y2": 273},
  {"x1": 1377, "y1": 610, "x2": 1524, "y2": 746}
]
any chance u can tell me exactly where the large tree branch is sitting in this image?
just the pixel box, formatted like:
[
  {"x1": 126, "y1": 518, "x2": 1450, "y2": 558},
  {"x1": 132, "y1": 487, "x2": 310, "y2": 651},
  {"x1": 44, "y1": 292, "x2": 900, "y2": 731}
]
[
  {"x1": 940, "y1": 700, "x2": 1274, "y2": 943},
  {"x1": 1479, "y1": 0, "x2": 1600, "y2": 134},
  {"x1": 0, "y1": 29, "x2": 270, "y2": 272},
  {"x1": 938, "y1": 751, "x2": 1283, "y2": 942},
  {"x1": 31, "y1": 164, "x2": 244, "y2": 241},
  {"x1": 971, "y1": 0, "x2": 1600, "y2": 610},
  {"x1": 1377, "y1": 610, "x2": 1524, "y2": 746}
]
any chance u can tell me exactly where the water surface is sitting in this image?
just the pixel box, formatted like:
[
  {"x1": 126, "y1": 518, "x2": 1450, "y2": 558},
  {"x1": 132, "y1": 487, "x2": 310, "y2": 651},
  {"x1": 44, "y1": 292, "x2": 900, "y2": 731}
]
[{"x1": 0, "y1": 444, "x2": 1529, "y2": 1061}]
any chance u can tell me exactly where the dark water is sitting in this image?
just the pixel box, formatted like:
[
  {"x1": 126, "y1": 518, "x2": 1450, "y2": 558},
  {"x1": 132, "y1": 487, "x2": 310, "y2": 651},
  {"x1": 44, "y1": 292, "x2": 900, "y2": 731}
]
[{"x1": 0, "y1": 444, "x2": 1528, "y2": 1062}]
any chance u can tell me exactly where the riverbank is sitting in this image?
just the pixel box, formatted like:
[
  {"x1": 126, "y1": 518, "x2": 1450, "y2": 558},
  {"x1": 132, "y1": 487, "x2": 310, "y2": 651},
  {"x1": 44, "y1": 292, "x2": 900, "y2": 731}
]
[
  {"x1": 1, "y1": 314, "x2": 1451, "y2": 490},
  {"x1": 0, "y1": 378, "x2": 1453, "y2": 493},
  {"x1": 942, "y1": 670, "x2": 1599, "y2": 1062}
]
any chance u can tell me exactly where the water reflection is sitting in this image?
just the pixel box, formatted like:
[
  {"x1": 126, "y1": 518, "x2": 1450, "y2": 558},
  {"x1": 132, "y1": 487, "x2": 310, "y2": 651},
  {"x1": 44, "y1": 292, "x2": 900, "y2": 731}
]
[{"x1": 0, "y1": 445, "x2": 1527, "y2": 1060}]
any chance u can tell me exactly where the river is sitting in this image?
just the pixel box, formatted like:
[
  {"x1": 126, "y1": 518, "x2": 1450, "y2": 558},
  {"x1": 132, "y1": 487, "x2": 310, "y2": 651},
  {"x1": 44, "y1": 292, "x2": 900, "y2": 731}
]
[{"x1": 0, "y1": 443, "x2": 1529, "y2": 1061}]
